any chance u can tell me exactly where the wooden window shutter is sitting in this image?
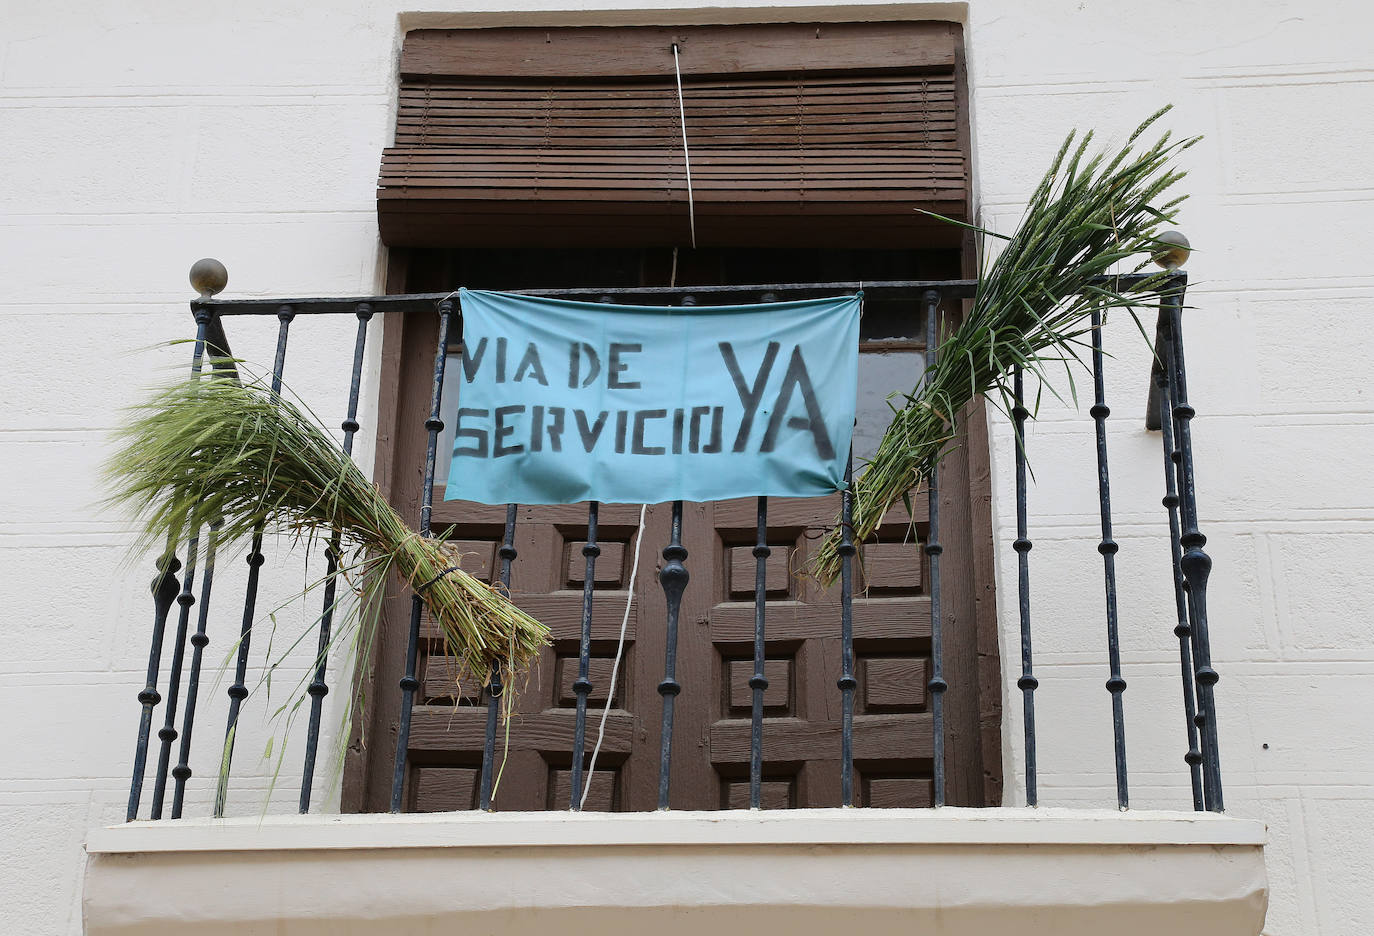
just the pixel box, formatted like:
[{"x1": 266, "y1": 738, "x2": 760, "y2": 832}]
[{"x1": 378, "y1": 22, "x2": 969, "y2": 248}]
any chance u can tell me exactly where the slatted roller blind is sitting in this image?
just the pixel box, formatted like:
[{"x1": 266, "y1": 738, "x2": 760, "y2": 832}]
[{"x1": 378, "y1": 22, "x2": 969, "y2": 248}]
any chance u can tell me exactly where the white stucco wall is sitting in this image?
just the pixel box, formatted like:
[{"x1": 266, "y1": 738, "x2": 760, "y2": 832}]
[{"x1": 0, "y1": 1, "x2": 1370, "y2": 933}]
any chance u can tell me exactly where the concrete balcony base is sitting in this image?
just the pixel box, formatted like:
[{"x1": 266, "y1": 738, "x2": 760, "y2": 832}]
[{"x1": 84, "y1": 807, "x2": 1267, "y2": 936}]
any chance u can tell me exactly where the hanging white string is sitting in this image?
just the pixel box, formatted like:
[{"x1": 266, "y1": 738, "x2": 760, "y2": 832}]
[
  {"x1": 671, "y1": 43, "x2": 697, "y2": 249},
  {"x1": 580, "y1": 501, "x2": 648, "y2": 808}
]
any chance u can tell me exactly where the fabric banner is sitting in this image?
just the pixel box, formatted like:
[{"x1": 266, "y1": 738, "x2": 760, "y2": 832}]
[{"x1": 444, "y1": 288, "x2": 861, "y2": 505}]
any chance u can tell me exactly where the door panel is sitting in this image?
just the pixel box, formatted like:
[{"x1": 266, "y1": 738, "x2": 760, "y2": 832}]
[
  {"x1": 412, "y1": 500, "x2": 651, "y2": 812},
  {"x1": 706, "y1": 494, "x2": 933, "y2": 808},
  {"x1": 413, "y1": 497, "x2": 933, "y2": 811}
]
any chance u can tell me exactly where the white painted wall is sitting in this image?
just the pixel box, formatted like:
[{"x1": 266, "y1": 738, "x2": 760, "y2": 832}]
[
  {"x1": 0, "y1": 1, "x2": 1369, "y2": 933},
  {"x1": 967, "y1": 8, "x2": 1374, "y2": 936}
]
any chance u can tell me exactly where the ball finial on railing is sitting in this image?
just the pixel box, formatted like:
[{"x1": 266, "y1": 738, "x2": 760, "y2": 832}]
[
  {"x1": 1152, "y1": 231, "x2": 1191, "y2": 270},
  {"x1": 190, "y1": 258, "x2": 229, "y2": 298}
]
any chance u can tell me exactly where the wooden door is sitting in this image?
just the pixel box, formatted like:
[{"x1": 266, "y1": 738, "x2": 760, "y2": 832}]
[
  {"x1": 410, "y1": 498, "x2": 662, "y2": 811},
  {"x1": 703, "y1": 493, "x2": 933, "y2": 808},
  {"x1": 347, "y1": 246, "x2": 999, "y2": 812},
  {"x1": 409, "y1": 502, "x2": 933, "y2": 813}
]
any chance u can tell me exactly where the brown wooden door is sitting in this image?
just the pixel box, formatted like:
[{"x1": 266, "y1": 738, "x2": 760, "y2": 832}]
[
  {"x1": 703, "y1": 494, "x2": 934, "y2": 808},
  {"x1": 347, "y1": 245, "x2": 1000, "y2": 812},
  {"x1": 410, "y1": 499, "x2": 660, "y2": 811},
  {"x1": 410, "y1": 491, "x2": 932, "y2": 812}
]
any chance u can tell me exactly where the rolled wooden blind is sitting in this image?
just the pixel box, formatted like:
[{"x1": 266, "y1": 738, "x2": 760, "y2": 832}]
[{"x1": 378, "y1": 22, "x2": 969, "y2": 248}]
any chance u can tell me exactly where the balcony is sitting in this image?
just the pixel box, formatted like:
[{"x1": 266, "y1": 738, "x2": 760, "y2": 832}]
[{"x1": 84, "y1": 270, "x2": 1266, "y2": 935}]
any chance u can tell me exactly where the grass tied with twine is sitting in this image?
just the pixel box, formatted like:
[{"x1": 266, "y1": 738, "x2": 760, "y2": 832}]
[
  {"x1": 105, "y1": 367, "x2": 550, "y2": 689},
  {"x1": 813, "y1": 107, "x2": 1199, "y2": 583}
]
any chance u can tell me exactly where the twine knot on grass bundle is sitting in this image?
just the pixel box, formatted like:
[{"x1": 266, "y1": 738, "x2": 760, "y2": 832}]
[{"x1": 104, "y1": 369, "x2": 549, "y2": 687}]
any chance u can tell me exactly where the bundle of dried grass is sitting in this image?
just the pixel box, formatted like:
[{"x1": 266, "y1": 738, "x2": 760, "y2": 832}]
[
  {"x1": 105, "y1": 368, "x2": 549, "y2": 684},
  {"x1": 813, "y1": 107, "x2": 1198, "y2": 583}
]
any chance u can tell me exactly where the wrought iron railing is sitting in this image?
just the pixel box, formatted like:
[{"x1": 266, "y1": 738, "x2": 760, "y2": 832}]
[{"x1": 123, "y1": 263, "x2": 1223, "y2": 820}]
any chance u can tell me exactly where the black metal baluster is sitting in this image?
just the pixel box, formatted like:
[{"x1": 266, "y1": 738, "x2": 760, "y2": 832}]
[
  {"x1": 170, "y1": 263, "x2": 233, "y2": 819},
  {"x1": 751, "y1": 293, "x2": 778, "y2": 804},
  {"x1": 923, "y1": 290, "x2": 947, "y2": 807},
  {"x1": 152, "y1": 305, "x2": 224, "y2": 819},
  {"x1": 171, "y1": 522, "x2": 218, "y2": 818},
  {"x1": 1162, "y1": 280, "x2": 1224, "y2": 811},
  {"x1": 1155, "y1": 362, "x2": 1205, "y2": 811},
  {"x1": 299, "y1": 302, "x2": 373, "y2": 813},
  {"x1": 1090, "y1": 305, "x2": 1129, "y2": 809},
  {"x1": 128, "y1": 549, "x2": 180, "y2": 821},
  {"x1": 150, "y1": 533, "x2": 197, "y2": 820},
  {"x1": 1012, "y1": 364, "x2": 1039, "y2": 807},
  {"x1": 657, "y1": 500, "x2": 688, "y2": 809},
  {"x1": 129, "y1": 298, "x2": 218, "y2": 822},
  {"x1": 569, "y1": 502, "x2": 600, "y2": 811},
  {"x1": 390, "y1": 297, "x2": 456, "y2": 813},
  {"x1": 838, "y1": 454, "x2": 858, "y2": 806},
  {"x1": 749, "y1": 496, "x2": 769, "y2": 808},
  {"x1": 568, "y1": 293, "x2": 623, "y2": 811},
  {"x1": 480, "y1": 502, "x2": 519, "y2": 811},
  {"x1": 215, "y1": 304, "x2": 294, "y2": 818}
]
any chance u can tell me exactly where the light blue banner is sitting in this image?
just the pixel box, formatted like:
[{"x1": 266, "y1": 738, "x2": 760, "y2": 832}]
[{"x1": 444, "y1": 288, "x2": 861, "y2": 505}]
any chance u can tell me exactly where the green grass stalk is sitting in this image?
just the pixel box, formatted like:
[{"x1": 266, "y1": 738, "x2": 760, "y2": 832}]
[{"x1": 812, "y1": 107, "x2": 1199, "y2": 583}]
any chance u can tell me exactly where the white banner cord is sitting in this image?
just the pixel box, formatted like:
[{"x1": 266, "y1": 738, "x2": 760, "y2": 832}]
[
  {"x1": 580, "y1": 501, "x2": 648, "y2": 809},
  {"x1": 671, "y1": 43, "x2": 697, "y2": 249}
]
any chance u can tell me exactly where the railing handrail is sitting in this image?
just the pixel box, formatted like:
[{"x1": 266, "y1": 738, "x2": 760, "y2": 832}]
[
  {"x1": 197, "y1": 275, "x2": 1185, "y2": 428},
  {"x1": 190, "y1": 273, "x2": 1179, "y2": 317}
]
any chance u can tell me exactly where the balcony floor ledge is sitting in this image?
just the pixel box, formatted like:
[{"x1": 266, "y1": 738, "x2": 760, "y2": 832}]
[
  {"x1": 88, "y1": 805, "x2": 1264, "y2": 853},
  {"x1": 84, "y1": 808, "x2": 1268, "y2": 936}
]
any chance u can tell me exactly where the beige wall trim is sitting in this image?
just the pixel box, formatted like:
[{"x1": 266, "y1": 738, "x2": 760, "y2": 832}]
[
  {"x1": 397, "y1": 3, "x2": 970, "y2": 32},
  {"x1": 88, "y1": 806, "x2": 1264, "y2": 853},
  {"x1": 84, "y1": 808, "x2": 1267, "y2": 936}
]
